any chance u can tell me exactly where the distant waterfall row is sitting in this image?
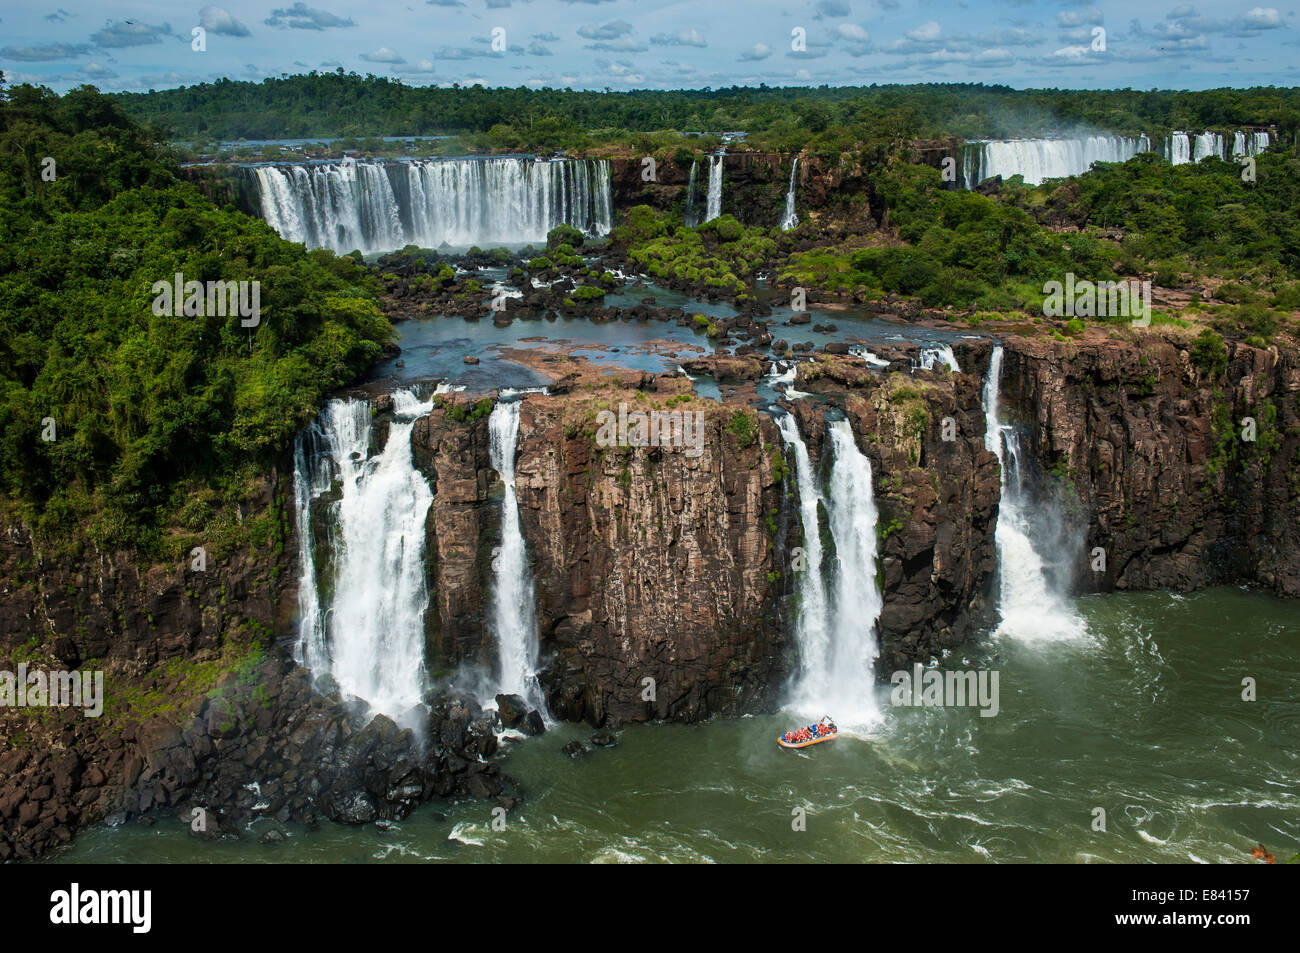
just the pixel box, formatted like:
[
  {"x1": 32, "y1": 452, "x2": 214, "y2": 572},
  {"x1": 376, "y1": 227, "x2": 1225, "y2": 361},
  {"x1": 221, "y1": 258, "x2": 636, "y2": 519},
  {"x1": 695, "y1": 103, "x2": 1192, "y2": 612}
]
[
  {"x1": 252, "y1": 156, "x2": 613, "y2": 255},
  {"x1": 1165, "y1": 130, "x2": 1272, "y2": 165},
  {"x1": 964, "y1": 130, "x2": 1271, "y2": 187}
]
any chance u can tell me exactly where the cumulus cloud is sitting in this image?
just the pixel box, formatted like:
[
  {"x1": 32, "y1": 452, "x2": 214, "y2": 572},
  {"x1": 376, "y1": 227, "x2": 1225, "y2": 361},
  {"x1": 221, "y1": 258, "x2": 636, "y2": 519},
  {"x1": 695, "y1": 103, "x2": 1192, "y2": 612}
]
[
  {"x1": 1238, "y1": 7, "x2": 1282, "y2": 31},
  {"x1": 0, "y1": 42, "x2": 91, "y2": 61},
  {"x1": 970, "y1": 48, "x2": 1015, "y2": 67},
  {"x1": 577, "y1": 20, "x2": 634, "y2": 40},
  {"x1": 359, "y1": 47, "x2": 405, "y2": 63},
  {"x1": 815, "y1": 0, "x2": 851, "y2": 17},
  {"x1": 651, "y1": 29, "x2": 707, "y2": 47},
  {"x1": 200, "y1": 6, "x2": 251, "y2": 37},
  {"x1": 1057, "y1": 7, "x2": 1103, "y2": 27},
  {"x1": 91, "y1": 20, "x2": 173, "y2": 48},
  {"x1": 739, "y1": 42, "x2": 772, "y2": 60},
  {"x1": 264, "y1": 3, "x2": 355, "y2": 30}
]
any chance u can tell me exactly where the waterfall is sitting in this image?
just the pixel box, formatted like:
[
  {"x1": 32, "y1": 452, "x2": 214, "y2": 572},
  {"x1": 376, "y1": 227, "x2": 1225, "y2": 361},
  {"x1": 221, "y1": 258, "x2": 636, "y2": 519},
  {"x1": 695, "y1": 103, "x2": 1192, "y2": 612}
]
[
  {"x1": 849, "y1": 345, "x2": 890, "y2": 369},
  {"x1": 1166, "y1": 132, "x2": 1191, "y2": 165},
  {"x1": 293, "y1": 390, "x2": 435, "y2": 717},
  {"x1": 966, "y1": 130, "x2": 1269, "y2": 183},
  {"x1": 488, "y1": 395, "x2": 544, "y2": 711},
  {"x1": 252, "y1": 156, "x2": 613, "y2": 254},
  {"x1": 705, "y1": 153, "x2": 724, "y2": 222},
  {"x1": 1192, "y1": 131, "x2": 1223, "y2": 162},
  {"x1": 966, "y1": 135, "x2": 1150, "y2": 187},
  {"x1": 918, "y1": 344, "x2": 960, "y2": 372},
  {"x1": 684, "y1": 159, "x2": 699, "y2": 228},
  {"x1": 777, "y1": 413, "x2": 882, "y2": 726},
  {"x1": 982, "y1": 346, "x2": 1083, "y2": 642},
  {"x1": 823, "y1": 419, "x2": 883, "y2": 722},
  {"x1": 1169, "y1": 130, "x2": 1268, "y2": 165},
  {"x1": 779, "y1": 157, "x2": 799, "y2": 230}
]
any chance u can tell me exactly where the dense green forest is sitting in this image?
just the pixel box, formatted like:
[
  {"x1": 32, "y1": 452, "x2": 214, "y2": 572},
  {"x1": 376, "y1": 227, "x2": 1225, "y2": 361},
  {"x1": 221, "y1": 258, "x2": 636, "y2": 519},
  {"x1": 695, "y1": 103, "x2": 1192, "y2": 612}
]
[
  {"x1": 0, "y1": 77, "x2": 392, "y2": 555},
  {"x1": 116, "y1": 72, "x2": 1300, "y2": 155}
]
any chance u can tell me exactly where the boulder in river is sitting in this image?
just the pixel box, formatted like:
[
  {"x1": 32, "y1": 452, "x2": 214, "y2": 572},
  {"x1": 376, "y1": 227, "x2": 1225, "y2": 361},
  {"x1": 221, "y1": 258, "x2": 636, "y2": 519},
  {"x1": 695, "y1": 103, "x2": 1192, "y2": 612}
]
[
  {"x1": 520, "y1": 710, "x2": 546, "y2": 736},
  {"x1": 495, "y1": 694, "x2": 528, "y2": 729}
]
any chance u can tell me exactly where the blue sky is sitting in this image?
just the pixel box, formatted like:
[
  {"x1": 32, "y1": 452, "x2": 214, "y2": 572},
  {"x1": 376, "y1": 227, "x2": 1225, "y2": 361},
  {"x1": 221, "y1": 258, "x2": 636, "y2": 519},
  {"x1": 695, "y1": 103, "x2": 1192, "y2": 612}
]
[{"x1": 1, "y1": 1, "x2": 1295, "y2": 93}]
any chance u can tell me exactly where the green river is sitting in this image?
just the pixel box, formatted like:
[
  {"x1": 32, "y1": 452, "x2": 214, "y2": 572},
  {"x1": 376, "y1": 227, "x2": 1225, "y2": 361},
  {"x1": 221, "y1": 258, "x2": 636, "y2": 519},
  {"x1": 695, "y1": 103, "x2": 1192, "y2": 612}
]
[{"x1": 48, "y1": 587, "x2": 1298, "y2": 864}]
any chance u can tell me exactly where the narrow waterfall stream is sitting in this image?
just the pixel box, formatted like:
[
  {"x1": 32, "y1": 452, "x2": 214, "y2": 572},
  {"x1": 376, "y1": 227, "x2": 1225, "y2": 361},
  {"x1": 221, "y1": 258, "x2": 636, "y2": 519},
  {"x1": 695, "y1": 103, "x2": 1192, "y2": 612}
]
[
  {"x1": 779, "y1": 157, "x2": 799, "y2": 230},
  {"x1": 777, "y1": 413, "x2": 883, "y2": 726},
  {"x1": 488, "y1": 395, "x2": 545, "y2": 712},
  {"x1": 918, "y1": 344, "x2": 960, "y2": 372},
  {"x1": 292, "y1": 390, "x2": 435, "y2": 719},
  {"x1": 683, "y1": 159, "x2": 699, "y2": 227},
  {"x1": 982, "y1": 346, "x2": 1084, "y2": 641},
  {"x1": 776, "y1": 413, "x2": 832, "y2": 705},
  {"x1": 705, "y1": 153, "x2": 724, "y2": 222},
  {"x1": 824, "y1": 419, "x2": 884, "y2": 724}
]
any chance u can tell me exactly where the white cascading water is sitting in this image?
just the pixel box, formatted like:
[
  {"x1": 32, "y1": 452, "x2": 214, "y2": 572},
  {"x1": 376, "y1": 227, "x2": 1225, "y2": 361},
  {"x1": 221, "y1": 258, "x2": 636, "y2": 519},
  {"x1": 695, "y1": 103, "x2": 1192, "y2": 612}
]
[
  {"x1": 967, "y1": 130, "x2": 1270, "y2": 184},
  {"x1": 488, "y1": 395, "x2": 545, "y2": 711},
  {"x1": 966, "y1": 135, "x2": 1150, "y2": 187},
  {"x1": 683, "y1": 159, "x2": 699, "y2": 227},
  {"x1": 1192, "y1": 131, "x2": 1223, "y2": 162},
  {"x1": 779, "y1": 157, "x2": 799, "y2": 230},
  {"x1": 1168, "y1": 130, "x2": 1269, "y2": 165},
  {"x1": 918, "y1": 344, "x2": 960, "y2": 372},
  {"x1": 982, "y1": 346, "x2": 1083, "y2": 641},
  {"x1": 705, "y1": 153, "x2": 724, "y2": 222},
  {"x1": 1167, "y1": 132, "x2": 1192, "y2": 165},
  {"x1": 254, "y1": 156, "x2": 612, "y2": 254},
  {"x1": 849, "y1": 345, "x2": 890, "y2": 369},
  {"x1": 293, "y1": 390, "x2": 435, "y2": 716},
  {"x1": 777, "y1": 414, "x2": 883, "y2": 726},
  {"x1": 823, "y1": 419, "x2": 883, "y2": 723}
]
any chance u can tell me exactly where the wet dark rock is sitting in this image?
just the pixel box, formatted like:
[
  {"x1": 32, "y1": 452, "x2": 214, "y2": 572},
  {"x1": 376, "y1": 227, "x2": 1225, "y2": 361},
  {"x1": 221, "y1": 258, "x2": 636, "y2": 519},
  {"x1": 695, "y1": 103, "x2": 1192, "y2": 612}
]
[
  {"x1": 590, "y1": 732, "x2": 618, "y2": 748},
  {"x1": 520, "y1": 710, "x2": 546, "y2": 736},
  {"x1": 495, "y1": 694, "x2": 528, "y2": 729}
]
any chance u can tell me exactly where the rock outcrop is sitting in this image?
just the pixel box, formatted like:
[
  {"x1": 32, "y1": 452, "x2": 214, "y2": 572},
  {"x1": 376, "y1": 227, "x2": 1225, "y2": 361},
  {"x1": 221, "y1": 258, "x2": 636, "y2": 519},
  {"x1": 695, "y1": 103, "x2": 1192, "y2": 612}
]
[{"x1": 999, "y1": 330, "x2": 1300, "y2": 596}]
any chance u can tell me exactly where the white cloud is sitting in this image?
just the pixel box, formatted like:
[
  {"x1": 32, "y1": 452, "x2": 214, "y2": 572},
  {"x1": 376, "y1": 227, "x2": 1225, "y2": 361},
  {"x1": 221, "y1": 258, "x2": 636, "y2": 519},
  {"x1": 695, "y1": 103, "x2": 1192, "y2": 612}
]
[
  {"x1": 650, "y1": 29, "x2": 707, "y2": 47},
  {"x1": 1058, "y1": 7, "x2": 1103, "y2": 27},
  {"x1": 200, "y1": 6, "x2": 251, "y2": 37},
  {"x1": 360, "y1": 47, "x2": 405, "y2": 63}
]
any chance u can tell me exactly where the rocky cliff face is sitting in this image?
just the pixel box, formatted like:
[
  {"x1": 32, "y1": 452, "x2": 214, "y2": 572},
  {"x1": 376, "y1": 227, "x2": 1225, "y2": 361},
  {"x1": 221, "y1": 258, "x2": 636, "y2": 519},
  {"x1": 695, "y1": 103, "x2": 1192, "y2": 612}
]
[
  {"x1": 407, "y1": 357, "x2": 998, "y2": 721},
  {"x1": 792, "y1": 350, "x2": 1001, "y2": 670},
  {"x1": 608, "y1": 151, "x2": 880, "y2": 228},
  {"x1": 0, "y1": 470, "x2": 513, "y2": 861},
  {"x1": 999, "y1": 331, "x2": 1300, "y2": 596}
]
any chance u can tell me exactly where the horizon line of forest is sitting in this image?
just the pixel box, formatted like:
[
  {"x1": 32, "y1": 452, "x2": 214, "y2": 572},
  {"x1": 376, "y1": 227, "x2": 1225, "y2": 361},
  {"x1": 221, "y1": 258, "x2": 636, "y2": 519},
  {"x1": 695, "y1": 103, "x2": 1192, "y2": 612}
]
[{"x1": 110, "y1": 73, "x2": 1300, "y2": 156}]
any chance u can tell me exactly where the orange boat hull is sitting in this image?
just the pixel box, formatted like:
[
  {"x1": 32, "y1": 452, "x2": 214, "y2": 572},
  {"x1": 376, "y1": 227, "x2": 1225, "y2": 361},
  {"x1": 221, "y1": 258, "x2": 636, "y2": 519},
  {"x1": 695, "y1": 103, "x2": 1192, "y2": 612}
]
[{"x1": 777, "y1": 731, "x2": 837, "y2": 749}]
